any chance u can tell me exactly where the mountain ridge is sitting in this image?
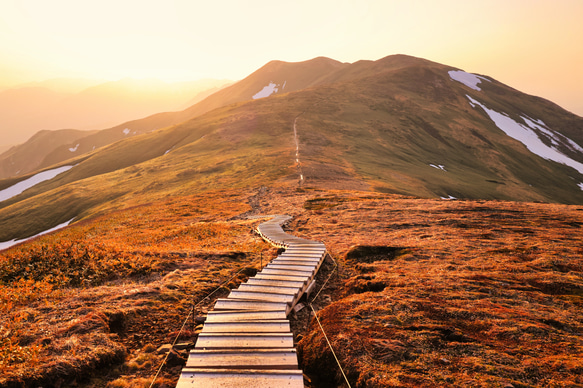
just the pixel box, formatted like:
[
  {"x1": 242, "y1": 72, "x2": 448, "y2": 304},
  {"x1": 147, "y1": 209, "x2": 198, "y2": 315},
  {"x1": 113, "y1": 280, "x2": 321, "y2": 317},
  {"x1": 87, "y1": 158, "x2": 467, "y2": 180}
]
[{"x1": 0, "y1": 54, "x2": 582, "y2": 242}]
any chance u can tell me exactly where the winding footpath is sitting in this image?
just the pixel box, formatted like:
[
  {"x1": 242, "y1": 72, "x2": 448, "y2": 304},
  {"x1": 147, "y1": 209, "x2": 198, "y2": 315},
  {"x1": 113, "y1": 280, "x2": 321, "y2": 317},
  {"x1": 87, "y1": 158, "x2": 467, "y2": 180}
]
[
  {"x1": 293, "y1": 115, "x2": 304, "y2": 185},
  {"x1": 177, "y1": 215, "x2": 326, "y2": 387}
]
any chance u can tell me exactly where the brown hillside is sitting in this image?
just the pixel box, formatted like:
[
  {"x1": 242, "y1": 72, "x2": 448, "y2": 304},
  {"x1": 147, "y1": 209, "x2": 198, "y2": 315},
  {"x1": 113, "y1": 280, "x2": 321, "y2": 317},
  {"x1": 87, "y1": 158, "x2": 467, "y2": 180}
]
[{"x1": 1, "y1": 187, "x2": 582, "y2": 387}]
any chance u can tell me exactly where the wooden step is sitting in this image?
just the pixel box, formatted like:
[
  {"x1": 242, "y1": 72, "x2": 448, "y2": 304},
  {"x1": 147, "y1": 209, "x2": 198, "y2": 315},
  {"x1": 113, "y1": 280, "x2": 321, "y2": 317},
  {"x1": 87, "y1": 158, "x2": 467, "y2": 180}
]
[
  {"x1": 186, "y1": 348, "x2": 298, "y2": 369},
  {"x1": 266, "y1": 263, "x2": 317, "y2": 271},
  {"x1": 245, "y1": 278, "x2": 306, "y2": 289},
  {"x1": 279, "y1": 252, "x2": 324, "y2": 258},
  {"x1": 254, "y1": 273, "x2": 310, "y2": 282},
  {"x1": 201, "y1": 320, "x2": 291, "y2": 333},
  {"x1": 272, "y1": 258, "x2": 320, "y2": 265},
  {"x1": 213, "y1": 298, "x2": 288, "y2": 312},
  {"x1": 177, "y1": 369, "x2": 304, "y2": 388},
  {"x1": 238, "y1": 284, "x2": 301, "y2": 295},
  {"x1": 284, "y1": 247, "x2": 326, "y2": 251},
  {"x1": 205, "y1": 310, "x2": 287, "y2": 322},
  {"x1": 227, "y1": 290, "x2": 296, "y2": 304},
  {"x1": 288, "y1": 243, "x2": 324, "y2": 247},
  {"x1": 195, "y1": 333, "x2": 294, "y2": 349},
  {"x1": 259, "y1": 268, "x2": 314, "y2": 277}
]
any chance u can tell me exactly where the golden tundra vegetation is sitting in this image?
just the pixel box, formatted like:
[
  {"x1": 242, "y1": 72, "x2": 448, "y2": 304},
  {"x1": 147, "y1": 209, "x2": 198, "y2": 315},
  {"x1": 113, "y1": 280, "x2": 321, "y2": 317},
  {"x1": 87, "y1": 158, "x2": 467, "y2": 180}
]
[
  {"x1": 1, "y1": 186, "x2": 583, "y2": 387},
  {"x1": 1, "y1": 55, "x2": 583, "y2": 387}
]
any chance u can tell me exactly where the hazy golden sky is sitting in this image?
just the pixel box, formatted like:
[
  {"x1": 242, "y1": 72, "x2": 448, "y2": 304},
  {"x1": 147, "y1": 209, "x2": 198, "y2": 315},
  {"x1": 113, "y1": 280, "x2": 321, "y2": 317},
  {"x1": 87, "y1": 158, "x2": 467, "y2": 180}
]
[{"x1": 1, "y1": 0, "x2": 582, "y2": 115}]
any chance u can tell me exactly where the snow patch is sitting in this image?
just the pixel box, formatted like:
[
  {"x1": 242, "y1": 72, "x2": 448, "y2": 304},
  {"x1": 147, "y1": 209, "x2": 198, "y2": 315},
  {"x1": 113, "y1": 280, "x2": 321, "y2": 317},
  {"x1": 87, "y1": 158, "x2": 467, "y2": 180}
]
[
  {"x1": 449, "y1": 70, "x2": 490, "y2": 91},
  {"x1": 69, "y1": 143, "x2": 80, "y2": 152},
  {"x1": 0, "y1": 218, "x2": 74, "y2": 251},
  {"x1": 430, "y1": 164, "x2": 447, "y2": 171},
  {"x1": 467, "y1": 95, "x2": 583, "y2": 175},
  {"x1": 522, "y1": 115, "x2": 583, "y2": 153},
  {"x1": 441, "y1": 195, "x2": 457, "y2": 200},
  {"x1": 0, "y1": 165, "x2": 74, "y2": 203},
  {"x1": 579, "y1": 183, "x2": 583, "y2": 191},
  {"x1": 123, "y1": 128, "x2": 131, "y2": 135},
  {"x1": 252, "y1": 82, "x2": 281, "y2": 99}
]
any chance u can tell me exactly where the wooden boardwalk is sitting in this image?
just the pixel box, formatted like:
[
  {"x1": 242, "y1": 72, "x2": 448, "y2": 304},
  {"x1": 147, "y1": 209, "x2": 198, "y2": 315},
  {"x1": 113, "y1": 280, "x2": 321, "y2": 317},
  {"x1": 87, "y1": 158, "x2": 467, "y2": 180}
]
[{"x1": 177, "y1": 215, "x2": 325, "y2": 388}]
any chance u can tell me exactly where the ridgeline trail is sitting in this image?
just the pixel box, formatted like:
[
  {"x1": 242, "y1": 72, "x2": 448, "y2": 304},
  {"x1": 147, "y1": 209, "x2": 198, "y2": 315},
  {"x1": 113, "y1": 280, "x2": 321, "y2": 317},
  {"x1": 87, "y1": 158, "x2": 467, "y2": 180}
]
[
  {"x1": 176, "y1": 215, "x2": 326, "y2": 387},
  {"x1": 293, "y1": 114, "x2": 304, "y2": 186}
]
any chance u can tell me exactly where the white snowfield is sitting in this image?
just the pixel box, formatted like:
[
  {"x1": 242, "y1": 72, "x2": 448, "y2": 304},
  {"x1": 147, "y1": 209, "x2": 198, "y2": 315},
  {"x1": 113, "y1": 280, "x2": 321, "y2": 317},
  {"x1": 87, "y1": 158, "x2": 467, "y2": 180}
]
[
  {"x1": 467, "y1": 95, "x2": 583, "y2": 175},
  {"x1": 252, "y1": 81, "x2": 283, "y2": 99},
  {"x1": 0, "y1": 165, "x2": 74, "y2": 203},
  {"x1": 449, "y1": 70, "x2": 490, "y2": 91},
  {"x1": 0, "y1": 218, "x2": 74, "y2": 251},
  {"x1": 69, "y1": 144, "x2": 80, "y2": 152}
]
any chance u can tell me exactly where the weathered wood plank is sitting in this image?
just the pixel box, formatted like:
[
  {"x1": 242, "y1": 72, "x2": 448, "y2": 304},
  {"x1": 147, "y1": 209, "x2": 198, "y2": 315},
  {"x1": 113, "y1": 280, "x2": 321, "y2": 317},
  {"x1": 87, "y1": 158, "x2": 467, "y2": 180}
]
[
  {"x1": 227, "y1": 290, "x2": 296, "y2": 304},
  {"x1": 177, "y1": 369, "x2": 304, "y2": 388},
  {"x1": 213, "y1": 298, "x2": 288, "y2": 312},
  {"x1": 186, "y1": 349, "x2": 298, "y2": 369},
  {"x1": 195, "y1": 333, "x2": 294, "y2": 349},
  {"x1": 205, "y1": 310, "x2": 287, "y2": 322},
  {"x1": 201, "y1": 320, "x2": 291, "y2": 333}
]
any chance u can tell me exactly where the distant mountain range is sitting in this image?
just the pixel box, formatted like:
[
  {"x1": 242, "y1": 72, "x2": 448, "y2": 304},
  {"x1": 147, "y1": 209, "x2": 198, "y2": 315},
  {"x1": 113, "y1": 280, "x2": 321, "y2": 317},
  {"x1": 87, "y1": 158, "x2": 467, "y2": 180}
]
[
  {"x1": 0, "y1": 77, "x2": 231, "y2": 148},
  {"x1": 0, "y1": 54, "x2": 582, "y2": 242}
]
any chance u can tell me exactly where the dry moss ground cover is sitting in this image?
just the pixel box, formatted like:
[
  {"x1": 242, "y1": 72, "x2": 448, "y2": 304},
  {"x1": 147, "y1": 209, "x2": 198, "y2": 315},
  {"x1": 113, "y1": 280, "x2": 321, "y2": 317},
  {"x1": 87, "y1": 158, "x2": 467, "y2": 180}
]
[
  {"x1": 284, "y1": 191, "x2": 583, "y2": 387},
  {"x1": 2, "y1": 187, "x2": 582, "y2": 387},
  {"x1": 0, "y1": 189, "x2": 277, "y2": 387}
]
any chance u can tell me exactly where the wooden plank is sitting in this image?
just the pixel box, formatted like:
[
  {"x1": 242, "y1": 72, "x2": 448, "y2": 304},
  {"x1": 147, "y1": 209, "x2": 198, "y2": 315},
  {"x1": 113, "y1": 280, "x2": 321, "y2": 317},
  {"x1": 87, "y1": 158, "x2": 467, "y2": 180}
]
[
  {"x1": 267, "y1": 263, "x2": 317, "y2": 270},
  {"x1": 284, "y1": 250, "x2": 325, "y2": 255},
  {"x1": 245, "y1": 278, "x2": 306, "y2": 289},
  {"x1": 259, "y1": 268, "x2": 313, "y2": 277},
  {"x1": 288, "y1": 243, "x2": 324, "y2": 247},
  {"x1": 227, "y1": 290, "x2": 296, "y2": 304},
  {"x1": 272, "y1": 258, "x2": 320, "y2": 264},
  {"x1": 177, "y1": 369, "x2": 304, "y2": 388},
  {"x1": 238, "y1": 284, "x2": 301, "y2": 295},
  {"x1": 279, "y1": 253, "x2": 323, "y2": 259},
  {"x1": 201, "y1": 320, "x2": 291, "y2": 333},
  {"x1": 213, "y1": 298, "x2": 288, "y2": 312},
  {"x1": 195, "y1": 333, "x2": 294, "y2": 349},
  {"x1": 205, "y1": 310, "x2": 287, "y2": 322},
  {"x1": 186, "y1": 349, "x2": 298, "y2": 369},
  {"x1": 254, "y1": 273, "x2": 310, "y2": 282}
]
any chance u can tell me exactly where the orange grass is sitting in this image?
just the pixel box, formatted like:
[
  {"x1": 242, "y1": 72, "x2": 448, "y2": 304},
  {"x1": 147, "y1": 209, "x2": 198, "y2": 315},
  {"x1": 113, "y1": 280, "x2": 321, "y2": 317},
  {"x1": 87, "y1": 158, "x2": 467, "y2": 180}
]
[
  {"x1": 289, "y1": 191, "x2": 583, "y2": 387},
  {"x1": 2, "y1": 187, "x2": 582, "y2": 387},
  {"x1": 0, "y1": 189, "x2": 274, "y2": 386}
]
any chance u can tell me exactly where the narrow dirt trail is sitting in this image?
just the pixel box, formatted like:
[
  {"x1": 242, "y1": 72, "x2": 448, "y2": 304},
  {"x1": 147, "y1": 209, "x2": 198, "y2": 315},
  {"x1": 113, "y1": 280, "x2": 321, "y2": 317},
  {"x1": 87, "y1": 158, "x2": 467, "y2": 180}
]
[{"x1": 293, "y1": 115, "x2": 304, "y2": 186}]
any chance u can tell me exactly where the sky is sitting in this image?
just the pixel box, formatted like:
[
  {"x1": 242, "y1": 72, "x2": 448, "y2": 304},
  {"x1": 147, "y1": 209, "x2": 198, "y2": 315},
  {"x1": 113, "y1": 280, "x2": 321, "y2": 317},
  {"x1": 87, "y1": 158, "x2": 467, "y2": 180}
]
[{"x1": 0, "y1": 0, "x2": 582, "y2": 115}]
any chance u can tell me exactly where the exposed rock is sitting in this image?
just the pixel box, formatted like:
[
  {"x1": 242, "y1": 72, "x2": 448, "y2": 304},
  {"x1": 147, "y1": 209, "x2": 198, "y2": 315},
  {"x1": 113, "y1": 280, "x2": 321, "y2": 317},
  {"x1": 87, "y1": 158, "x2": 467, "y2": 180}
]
[{"x1": 166, "y1": 348, "x2": 187, "y2": 367}]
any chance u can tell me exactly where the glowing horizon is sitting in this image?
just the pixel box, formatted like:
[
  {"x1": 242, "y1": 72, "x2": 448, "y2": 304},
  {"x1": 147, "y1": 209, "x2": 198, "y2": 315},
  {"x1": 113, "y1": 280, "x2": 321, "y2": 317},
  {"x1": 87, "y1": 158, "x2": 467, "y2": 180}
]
[{"x1": 0, "y1": 0, "x2": 581, "y2": 115}]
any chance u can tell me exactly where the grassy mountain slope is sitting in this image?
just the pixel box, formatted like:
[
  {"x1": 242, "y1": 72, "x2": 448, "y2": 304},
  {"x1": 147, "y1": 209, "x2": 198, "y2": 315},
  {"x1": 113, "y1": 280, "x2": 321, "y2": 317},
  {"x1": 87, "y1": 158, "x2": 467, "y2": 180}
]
[
  {"x1": 0, "y1": 96, "x2": 301, "y2": 241},
  {"x1": 1, "y1": 188, "x2": 582, "y2": 387},
  {"x1": 0, "y1": 129, "x2": 98, "y2": 181},
  {"x1": 0, "y1": 58, "x2": 345, "y2": 180},
  {"x1": 0, "y1": 54, "x2": 582, "y2": 243},
  {"x1": 293, "y1": 60, "x2": 583, "y2": 203}
]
